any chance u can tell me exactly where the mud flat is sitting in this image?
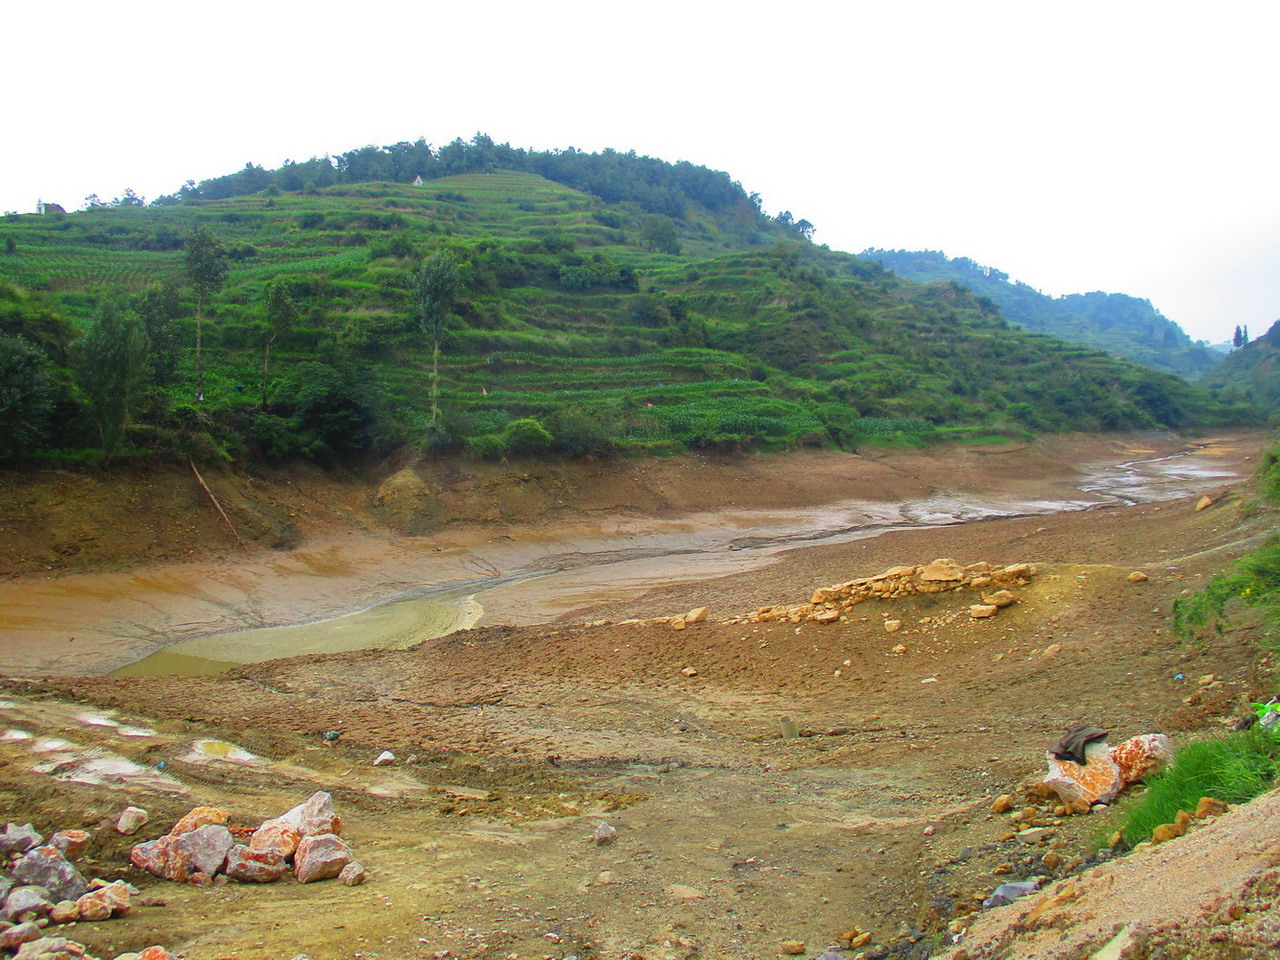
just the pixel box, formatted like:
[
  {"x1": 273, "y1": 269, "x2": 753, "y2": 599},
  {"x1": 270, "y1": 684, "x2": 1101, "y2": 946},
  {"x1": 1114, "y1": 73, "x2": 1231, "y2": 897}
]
[{"x1": 0, "y1": 432, "x2": 1255, "y2": 676}]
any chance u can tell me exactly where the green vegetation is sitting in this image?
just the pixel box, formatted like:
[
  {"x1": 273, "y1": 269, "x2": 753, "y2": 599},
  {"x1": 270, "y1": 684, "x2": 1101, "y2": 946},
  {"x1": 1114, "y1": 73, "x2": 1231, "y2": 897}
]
[
  {"x1": 1119, "y1": 728, "x2": 1280, "y2": 844},
  {"x1": 0, "y1": 141, "x2": 1254, "y2": 468},
  {"x1": 1200, "y1": 321, "x2": 1280, "y2": 416},
  {"x1": 862, "y1": 250, "x2": 1222, "y2": 380},
  {"x1": 1174, "y1": 446, "x2": 1280, "y2": 649}
]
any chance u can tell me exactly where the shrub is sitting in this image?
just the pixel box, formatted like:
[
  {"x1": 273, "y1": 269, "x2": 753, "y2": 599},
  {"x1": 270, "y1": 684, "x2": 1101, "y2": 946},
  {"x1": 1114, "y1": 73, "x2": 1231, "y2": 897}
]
[{"x1": 502, "y1": 417, "x2": 553, "y2": 455}]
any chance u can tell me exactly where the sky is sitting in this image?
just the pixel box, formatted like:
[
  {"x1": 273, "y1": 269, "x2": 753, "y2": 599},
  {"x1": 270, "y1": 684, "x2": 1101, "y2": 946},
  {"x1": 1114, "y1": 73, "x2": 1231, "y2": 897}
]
[{"x1": 6, "y1": 1, "x2": 1277, "y2": 344}]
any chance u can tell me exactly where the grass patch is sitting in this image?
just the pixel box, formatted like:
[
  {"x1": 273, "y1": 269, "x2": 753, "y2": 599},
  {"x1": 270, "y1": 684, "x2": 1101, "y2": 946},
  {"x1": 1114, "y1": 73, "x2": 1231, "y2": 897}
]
[{"x1": 1119, "y1": 728, "x2": 1280, "y2": 844}]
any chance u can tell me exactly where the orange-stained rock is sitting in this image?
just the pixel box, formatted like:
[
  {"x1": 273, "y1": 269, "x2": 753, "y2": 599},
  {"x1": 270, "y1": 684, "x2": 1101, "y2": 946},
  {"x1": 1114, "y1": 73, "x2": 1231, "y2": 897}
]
[
  {"x1": 299, "y1": 814, "x2": 342, "y2": 838},
  {"x1": 49, "y1": 900, "x2": 80, "y2": 924},
  {"x1": 919, "y1": 560, "x2": 964, "y2": 581},
  {"x1": 225, "y1": 844, "x2": 289, "y2": 883},
  {"x1": 49, "y1": 830, "x2": 91, "y2": 861},
  {"x1": 1152, "y1": 820, "x2": 1186, "y2": 844},
  {"x1": 130, "y1": 824, "x2": 234, "y2": 883},
  {"x1": 1111, "y1": 733, "x2": 1174, "y2": 784},
  {"x1": 169, "y1": 807, "x2": 228, "y2": 837},
  {"x1": 1044, "y1": 741, "x2": 1122, "y2": 806},
  {"x1": 247, "y1": 819, "x2": 301, "y2": 859},
  {"x1": 75, "y1": 880, "x2": 131, "y2": 918},
  {"x1": 136, "y1": 948, "x2": 177, "y2": 960},
  {"x1": 1195, "y1": 797, "x2": 1229, "y2": 819}
]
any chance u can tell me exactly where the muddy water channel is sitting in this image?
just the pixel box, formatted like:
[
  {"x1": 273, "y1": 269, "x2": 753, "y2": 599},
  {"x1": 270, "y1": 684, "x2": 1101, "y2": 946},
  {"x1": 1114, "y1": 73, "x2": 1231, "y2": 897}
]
[{"x1": 0, "y1": 440, "x2": 1243, "y2": 677}]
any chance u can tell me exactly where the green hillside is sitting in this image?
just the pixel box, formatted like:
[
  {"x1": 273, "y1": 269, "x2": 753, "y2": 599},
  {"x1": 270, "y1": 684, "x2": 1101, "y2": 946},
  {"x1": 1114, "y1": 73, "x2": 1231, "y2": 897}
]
[
  {"x1": 0, "y1": 144, "x2": 1252, "y2": 468},
  {"x1": 1200, "y1": 322, "x2": 1280, "y2": 415},
  {"x1": 861, "y1": 249, "x2": 1221, "y2": 380}
]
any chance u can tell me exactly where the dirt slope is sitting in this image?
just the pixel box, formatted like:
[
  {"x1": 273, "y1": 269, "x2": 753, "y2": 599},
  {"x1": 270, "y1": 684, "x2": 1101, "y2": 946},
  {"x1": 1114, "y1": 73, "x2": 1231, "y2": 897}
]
[{"x1": 2, "y1": 457, "x2": 1276, "y2": 959}]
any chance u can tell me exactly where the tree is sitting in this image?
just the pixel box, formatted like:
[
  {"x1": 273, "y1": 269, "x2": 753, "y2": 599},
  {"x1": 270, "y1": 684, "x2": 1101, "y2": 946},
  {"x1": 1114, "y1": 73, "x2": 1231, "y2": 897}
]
[
  {"x1": 184, "y1": 225, "x2": 228, "y2": 401},
  {"x1": 129, "y1": 282, "x2": 182, "y2": 388},
  {"x1": 409, "y1": 250, "x2": 462, "y2": 423},
  {"x1": 260, "y1": 278, "x2": 299, "y2": 407},
  {"x1": 0, "y1": 334, "x2": 54, "y2": 462},
  {"x1": 72, "y1": 304, "x2": 152, "y2": 465},
  {"x1": 1234, "y1": 325, "x2": 1244, "y2": 348},
  {"x1": 639, "y1": 215, "x2": 680, "y2": 254},
  {"x1": 795, "y1": 219, "x2": 816, "y2": 241}
]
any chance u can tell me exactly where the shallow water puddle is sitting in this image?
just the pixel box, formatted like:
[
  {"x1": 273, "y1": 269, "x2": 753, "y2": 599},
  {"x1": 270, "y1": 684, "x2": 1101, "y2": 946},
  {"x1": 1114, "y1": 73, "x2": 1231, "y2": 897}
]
[{"x1": 183, "y1": 739, "x2": 268, "y2": 766}]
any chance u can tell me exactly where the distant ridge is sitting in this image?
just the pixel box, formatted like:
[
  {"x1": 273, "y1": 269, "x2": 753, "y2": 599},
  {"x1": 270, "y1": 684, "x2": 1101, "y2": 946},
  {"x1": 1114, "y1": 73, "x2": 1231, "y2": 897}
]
[{"x1": 860, "y1": 249, "x2": 1220, "y2": 380}]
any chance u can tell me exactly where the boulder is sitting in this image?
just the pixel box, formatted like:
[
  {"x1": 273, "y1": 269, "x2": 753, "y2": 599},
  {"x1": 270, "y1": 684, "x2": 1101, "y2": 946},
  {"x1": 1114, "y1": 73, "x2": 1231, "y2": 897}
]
[
  {"x1": 1127, "y1": 571, "x2": 1149, "y2": 583},
  {"x1": 14, "y1": 936, "x2": 97, "y2": 959},
  {"x1": 48, "y1": 900, "x2": 79, "y2": 925},
  {"x1": 294, "y1": 834, "x2": 352, "y2": 883},
  {"x1": 1111, "y1": 733, "x2": 1173, "y2": 784},
  {"x1": 339, "y1": 861, "x2": 367, "y2": 886},
  {"x1": 247, "y1": 820, "x2": 301, "y2": 859},
  {"x1": 1044, "y1": 741, "x2": 1122, "y2": 806},
  {"x1": 0, "y1": 923, "x2": 44, "y2": 951},
  {"x1": 75, "y1": 880, "x2": 130, "y2": 918},
  {"x1": 969, "y1": 604, "x2": 999, "y2": 619},
  {"x1": 0, "y1": 823, "x2": 44, "y2": 856},
  {"x1": 169, "y1": 807, "x2": 228, "y2": 837},
  {"x1": 685, "y1": 607, "x2": 708, "y2": 624},
  {"x1": 5, "y1": 885, "x2": 53, "y2": 922},
  {"x1": 115, "y1": 807, "x2": 149, "y2": 836},
  {"x1": 593, "y1": 822, "x2": 618, "y2": 846},
  {"x1": 1195, "y1": 495, "x2": 1214, "y2": 511},
  {"x1": 224, "y1": 845, "x2": 289, "y2": 883},
  {"x1": 884, "y1": 619, "x2": 902, "y2": 633},
  {"x1": 130, "y1": 824, "x2": 234, "y2": 883},
  {"x1": 276, "y1": 792, "x2": 338, "y2": 834},
  {"x1": 372, "y1": 751, "x2": 395, "y2": 766},
  {"x1": 48, "y1": 831, "x2": 90, "y2": 861},
  {"x1": 12, "y1": 847, "x2": 88, "y2": 903}
]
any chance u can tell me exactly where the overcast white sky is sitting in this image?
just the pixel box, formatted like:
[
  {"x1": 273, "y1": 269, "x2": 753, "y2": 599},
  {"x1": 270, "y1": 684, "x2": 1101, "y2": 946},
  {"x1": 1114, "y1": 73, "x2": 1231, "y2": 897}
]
[{"x1": 6, "y1": 1, "x2": 1276, "y2": 344}]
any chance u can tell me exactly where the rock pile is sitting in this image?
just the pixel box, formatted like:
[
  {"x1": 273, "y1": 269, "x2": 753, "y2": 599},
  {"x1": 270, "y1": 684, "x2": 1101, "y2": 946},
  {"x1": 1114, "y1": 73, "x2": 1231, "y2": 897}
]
[
  {"x1": 0, "y1": 820, "x2": 174, "y2": 960},
  {"x1": 130, "y1": 791, "x2": 365, "y2": 888},
  {"x1": 727, "y1": 559, "x2": 1037, "y2": 625}
]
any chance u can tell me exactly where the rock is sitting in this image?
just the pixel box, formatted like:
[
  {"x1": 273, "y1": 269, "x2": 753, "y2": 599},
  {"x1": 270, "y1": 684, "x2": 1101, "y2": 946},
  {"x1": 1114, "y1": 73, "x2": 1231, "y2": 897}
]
[
  {"x1": 592, "y1": 823, "x2": 618, "y2": 846},
  {"x1": 130, "y1": 824, "x2": 234, "y2": 883},
  {"x1": 224, "y1": 845, "x2": 289, "y2": 883},
  {"x1": 294, "y1": 834, "x2": 352, "y2": 883},
  {"x1": 339, "y1": 862, "x2": 366, "y2": 886},
  {"x1": 1127, "y1": 571, "x2": 1149, "y2": 583},
  {"x1": 1152, "y1": 821, "x2": 1186, "y2": 844},
  {"x1": 247, "y1": 820, "x2": 301, "y2": 859},
  {"x1": 47, "y1": 832, "x2": 90, "y2": 861},
  {"x1": 884, "y1": 619, "x2": 902, "y2": 633},
  {"x1": 1111, "y1": 733, "x2": 1174, "y2": 784},
  {"x1": 270, "y1": 791, "x2": 341, "y2": 838},
  {"x1": 76, "y1": 896, "x2": 111, "y2": 922},
  {"x1": 1195, "y1": 797, "x2": 1229, "y2": 819},
  {"x1": 372, "y1": 751, "x2": 395, "y2": 766},
  {"x1": 0, "y1": 824, "x2": 44, "y2": 856},
  {"x1": 12, "y1": 848, "x2": 88, "y2": 903},
  {"x1": 1042, "y1": 851, "x2": 1061, "y2": 871},
  {"x1": 891, "y1": 643, "x2": 907, "y2": 654},
  {"x1": 670, "y1": 617, "x2": 686, "y2": 631},
  {"x1": 982, "y1": 879, "x2": 1039, "y2": 909},
  {"x1": 779, "y1": 940, "x2": 806, "y2": 955},
  {"x1": 1044, "y1": 741, "x2": 1122, "y2": 805},
  {"x1": 48, "y1": 900, "x2": 79, "y2": 925},
  {"x1": 1195, "y1": 495, "x2": 1214, "y2": 511},
  {"x1": 0, "y1": 923, "x2": 44, "y2": 950},
  {"x1": 169, "y1": 807, "x2": 228, "y2": 836},
  {"x1": 668, "y1": 884, "x2": 706, "y2": 900},
  {"x1": 14, "y1": 936, "x2": 97, "y2": 959},
  {"x1": 5, "y1": 886, "x2": 53, "y2": 922},
  {"x1": 982, "y1": 590, "x2": 1017, "y2": 608},
  {"x1": 685, "y1": 607, "x2": 708, "y2": 624},
  {"x1": 77, "y1": 880, "x2": 130, "y2": 918},
  {"x1": 969, "y1": 604, "x2": 998, "y2": 619},
  {"x1": 1017, "y1": 827, "x2": 1052, "y2": 844},
  {"x1": 919, "y1": 560, "x2": 964, "y2": 581},
  {"x1": 991, "y1": 795, "x2": 1014, "y2": 814},
  {"x1": 132, "y1": 949, "x2": 176, "y2": 960},
  {"x1": 115, "y1": 807, "x2": 149, "y2": 836}
]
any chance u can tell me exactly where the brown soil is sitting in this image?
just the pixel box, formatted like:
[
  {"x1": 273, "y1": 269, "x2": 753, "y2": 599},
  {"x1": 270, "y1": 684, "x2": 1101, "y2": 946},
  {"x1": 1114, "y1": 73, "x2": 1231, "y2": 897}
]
[{"x1": 0, "y1": 432, "x2": 1277, "y2": 960}]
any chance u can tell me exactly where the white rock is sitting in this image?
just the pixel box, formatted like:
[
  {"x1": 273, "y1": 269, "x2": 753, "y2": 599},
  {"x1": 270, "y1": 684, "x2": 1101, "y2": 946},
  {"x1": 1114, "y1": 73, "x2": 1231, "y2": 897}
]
[
  {"x1": 372, "y1": 751, "x2": 395, "y2": 766},
  {"x1": 115, "y1": 806, "x2": 150, "y2": 836}
]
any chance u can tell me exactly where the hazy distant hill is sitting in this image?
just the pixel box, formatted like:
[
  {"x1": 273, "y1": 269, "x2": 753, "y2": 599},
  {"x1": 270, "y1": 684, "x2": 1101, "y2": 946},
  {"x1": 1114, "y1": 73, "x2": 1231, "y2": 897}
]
[
  {"x1": 860, "y1": 250, "x2": 1220, "y2": 380},
  {"x1": 1200, "y1": 322, "x2": 1280, "y2": 413},
  {"x1": 0, "y1": 139, "x2": 1252, "y2": 467}
]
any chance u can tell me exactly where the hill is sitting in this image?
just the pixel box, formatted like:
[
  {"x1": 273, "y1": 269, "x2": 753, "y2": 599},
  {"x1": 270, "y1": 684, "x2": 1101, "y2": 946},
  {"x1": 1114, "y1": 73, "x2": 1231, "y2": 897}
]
[
  {"x1": 1200, "y1": 321, "x2": 1280, "y2": 414},
  {"x1": 861, "y1": 249, "x2": 1221, "y2": 380},
  {"x1": 0, "y1": 140, "x2": 1251, "y2": 469}
]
